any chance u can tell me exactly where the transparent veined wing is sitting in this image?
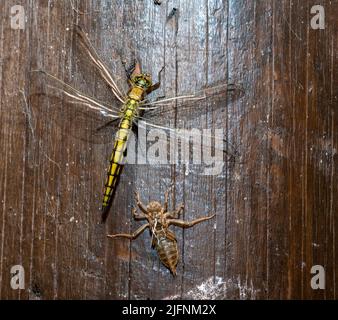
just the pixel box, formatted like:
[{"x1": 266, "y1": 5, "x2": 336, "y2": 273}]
[
  {"x1": 139, "y1": 82, "x2": 242, "y2": 111},
  {"x1": 30, "y1": 70, "x2": 122, "y2": 144},
  {"x1": 31, "y1": 70, "x2": 241, "y2": 175},
  {"x1": 73, "y1": 25, "x2": 127, "y2": 103},
  {"x1": 131, "y1": 118, "x2": 238, "y2": 177},
  {"x1": 30, "y1": 24, "x2": 132, "y2": 144},
  {"x1": 127, "y1": 83, "x2": 242, "y2": 176}
]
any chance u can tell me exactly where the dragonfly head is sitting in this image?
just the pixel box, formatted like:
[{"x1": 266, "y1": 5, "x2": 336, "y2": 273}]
[
  {"x1": 147, "y1": 201, "x2": 162, "y2": 218},
  {"x1": 131, "y1": 73, "x2": 153, "y2": 89}
]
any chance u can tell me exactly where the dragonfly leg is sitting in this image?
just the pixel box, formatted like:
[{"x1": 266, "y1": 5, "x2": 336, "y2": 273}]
[
  {"x1": 107, "y1": 223, "x2": 149, "y2": 240},
  {"x1": 132, "y1": 207, "x2": 148, "y2": 221},
  {"x1": 175, "y1": 203, "x2": 184, "y2": 216},
  {"x1": 95, "y1": 118, "x2": 120, "y2": 132},
  {"x1": 131, "y1": 121, "x2": 139, "y2": 139},
  {"x1": 168, "y1": 214, "x2": 215, "y2": 228},
  {"x1": 122, "y1": 59, "x2": 137, "y2": 80},
  {"x1": 147, "y1": 66, "x2": 165, "y2": 94},
  {"x1": 135, "y1": 191, "x2": 148, "y2": 214},
  {"x1": 165, "y1": 203, "x2": 184, "y2": 219},
  {"x1": 167, "y1": 7, "x2": 178, "y2": 21},
  {"x1": 163, "y1": 186, "x2": 171, "y2": 212}
]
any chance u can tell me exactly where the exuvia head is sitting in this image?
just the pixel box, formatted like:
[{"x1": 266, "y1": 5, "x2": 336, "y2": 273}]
[
  {"x1": 131, "y1": 73, "x2": 153, "y2": 89},
  {"x1": 147, "y1": 201, "x2": 162, "y2": 216}
]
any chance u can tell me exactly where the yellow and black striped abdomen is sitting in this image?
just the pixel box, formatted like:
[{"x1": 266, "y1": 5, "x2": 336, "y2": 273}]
[{"x1": 101, "y1": 98, "x2": 139, "y2": 221}]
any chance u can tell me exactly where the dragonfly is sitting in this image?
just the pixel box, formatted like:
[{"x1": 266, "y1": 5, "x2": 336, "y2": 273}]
[{"x1": 34, "y1": 25, "x2": 239, "y2": 222}]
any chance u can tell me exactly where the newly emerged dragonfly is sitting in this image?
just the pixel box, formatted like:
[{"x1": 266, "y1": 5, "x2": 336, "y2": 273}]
[{"x1": 35, "y1": 25, "x2": 239, "y2": 222}]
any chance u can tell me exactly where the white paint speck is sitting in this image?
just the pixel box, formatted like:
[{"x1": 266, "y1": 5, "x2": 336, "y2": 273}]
[{"x1": 163, "y1": 276, "x2": 258, "y2": 300}]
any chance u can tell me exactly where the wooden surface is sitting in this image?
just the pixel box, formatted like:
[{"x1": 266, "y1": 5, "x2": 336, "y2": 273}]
[{"x1": 0, "y1": 0, "x2": 337, "y2": 299}]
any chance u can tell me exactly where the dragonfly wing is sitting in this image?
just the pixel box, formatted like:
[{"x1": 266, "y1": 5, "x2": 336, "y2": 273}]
[
  {"x1": 31, "y1": 70, "x2": 121, "y2": 144},
  {"x1": 74, "y1": 25, "x2": 127, "y2": 103},
  {"x1": 140, "y1": 82, "x2": 242, "y2": 110},
  {"x1": 134, "y1": 118, "x2": 238, "y2": 176},
  {"x1": 135, "y1": 81, "x2": 242, "y2": 173}
]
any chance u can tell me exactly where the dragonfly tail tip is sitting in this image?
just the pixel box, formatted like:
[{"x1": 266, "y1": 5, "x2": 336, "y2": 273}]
[{"x1": 101, "y1": 206, "x2": 110, "y2": 223}]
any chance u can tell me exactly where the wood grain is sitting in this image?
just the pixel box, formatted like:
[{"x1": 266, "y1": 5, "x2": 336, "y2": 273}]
[{"x1": 0, "y1": 0, "x2": 336, "y2": 299}]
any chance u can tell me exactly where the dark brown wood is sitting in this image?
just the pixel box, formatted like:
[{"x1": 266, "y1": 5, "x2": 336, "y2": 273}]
[{"x1": 0, "y1": 0, "x2": 336, "y2": 299}]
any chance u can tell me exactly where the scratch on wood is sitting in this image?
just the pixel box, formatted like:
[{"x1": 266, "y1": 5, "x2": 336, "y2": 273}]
[{"x1": 20, "y1": 90, "x2": 35, "y2": 141}]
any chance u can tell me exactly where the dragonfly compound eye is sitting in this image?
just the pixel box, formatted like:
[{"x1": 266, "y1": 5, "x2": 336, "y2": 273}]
[{"x1": 133, "y1": 74, "x2": 152, "y2": 89}]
